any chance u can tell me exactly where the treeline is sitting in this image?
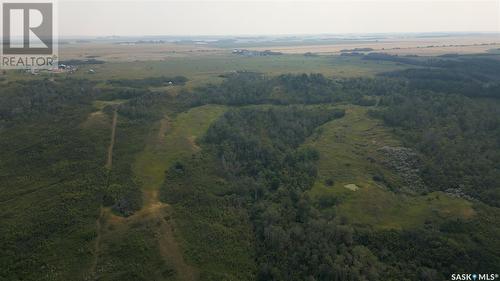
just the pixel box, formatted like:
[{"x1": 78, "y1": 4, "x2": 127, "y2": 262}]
[
  {"x1": 372, "y1": 91, "x2": 500, "y2": 206},
  {"x1": 383, "y1": 68, "x2": 500, "y2": 98},
  {"x1": 365, "y1": 53, "x2": 500, "y2": 98},
  {"x1": 0, "y1": 78, "x2": 96, "y2": 122},
  {"x1": 358, "y1": 204, "x2": 500, "y2": 279},
  {"x1": 360, "y1": 55, "x2": 500, "y2": 205},
  {"x1": 186, "y1": 72, "x2": 378, "y2": 106},
  {"x1": 107, "y1": 75, "x2": 188, "y2": 88},
  {"x1": 116, "y1": 91, "x2": 175, "y2": 120},
  {"x1": 363, "y1": 52, "x2": 427, "y2": 65},
  {"x1": 96, "y1": 87, "x2": 150, "y2": 101},
  {"x1": 341, "y1": 47, "x2": 374, "y2": 52}
]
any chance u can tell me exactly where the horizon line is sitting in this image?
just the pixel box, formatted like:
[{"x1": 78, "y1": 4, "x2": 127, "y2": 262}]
[{"x1": 56, "y1": 31, "x2": 500, "y2": 39}]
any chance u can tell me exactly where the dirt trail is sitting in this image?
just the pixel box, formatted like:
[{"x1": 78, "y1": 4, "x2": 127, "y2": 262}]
[
  {"x1": 89, "y1": 206, "x2": 104, "y2": 278},
  {"x1": 89, "y1": 109, "x2": 118, "y2": 280},
  {"x1": 98, "y1": 114, "x2": 198, "y2": 280},
  {"x1": 106, "y1": 109, "x2": 118, "y2": 169},
  {"x1": 157, "y1": 205, "x2": 198, "y2": 281}
]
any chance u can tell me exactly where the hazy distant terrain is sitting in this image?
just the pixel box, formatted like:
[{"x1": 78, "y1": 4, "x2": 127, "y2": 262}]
[{"x1": 58, "y1": 33, "x2": 500, "y2": 61}]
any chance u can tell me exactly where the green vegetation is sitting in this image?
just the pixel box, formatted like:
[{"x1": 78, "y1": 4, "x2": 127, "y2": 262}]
[
  {"x1": 103, "y1": 91, "x2": 175, "y2": 215},
  {"x1": 162, "y1": 152, "x2": 257, "y2": 280},
  {"x1": 162, "y1": 106, "x2": 348, "y2": 280},
  {"x1": 306, "y1": 105, "x2": 475, "y2": 230},
  {"x1": 160, "y1": 65, "x2": 500, "y2": 280},
  {"x1": 63, "y1": 54, "x2": 408, "y2": 86},
  {"x1": 185, "y1": 72, "x2": 382, "y2": 106},
  {"x1": 1, "y1": 53, "x2": 500, "y2": 280},
  {"x1": 107, "y1": 76, "x2": 188, "y2": 88},
  {"x1": 374, "y1": 93, "x2": 500, "y2": 206},
  {"x1": 0, "y1": 79, "x2": 107, "y2": 280}
]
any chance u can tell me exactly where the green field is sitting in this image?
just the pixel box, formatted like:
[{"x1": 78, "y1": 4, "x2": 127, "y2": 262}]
[
  {"x1": 3, "y1": 54, "x2": 409, "y2": 86},
  {"x1": 82, "y1": 55, "x2": 408, "y2": 85}
]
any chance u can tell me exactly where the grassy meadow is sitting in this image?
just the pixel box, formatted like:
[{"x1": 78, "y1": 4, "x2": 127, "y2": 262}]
[{"x1": 306, "y1": 105, "x2": 475, "y2": 230}]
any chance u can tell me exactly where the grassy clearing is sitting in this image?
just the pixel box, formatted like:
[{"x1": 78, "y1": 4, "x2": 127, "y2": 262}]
[
  {"x1": 133, "y1": 104, "x2": 227, "y2": 193},
  {"x1": 306, "y1": 105, "x2": 400, "y2": 190},
  {"x1": 306, "y1": 105, "x2": 475, "y2": 230}
]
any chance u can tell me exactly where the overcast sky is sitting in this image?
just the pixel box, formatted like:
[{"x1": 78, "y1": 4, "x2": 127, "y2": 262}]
[{"x1": 58, "y1": 0, "x2": 500, "y2": 36}]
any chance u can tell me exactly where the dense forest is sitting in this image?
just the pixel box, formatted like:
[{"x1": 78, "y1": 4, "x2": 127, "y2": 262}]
[
  {"x1": 1, "y1": 54, "x2": 499, "y2": 280},
  {"x1": 0, "y1": 79, "x2": 107, "y2": 279}
]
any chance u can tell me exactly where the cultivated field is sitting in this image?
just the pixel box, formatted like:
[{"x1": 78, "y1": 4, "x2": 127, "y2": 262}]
[{"x1": 243, "y1": 34, "x2": 500, "y2": 55}]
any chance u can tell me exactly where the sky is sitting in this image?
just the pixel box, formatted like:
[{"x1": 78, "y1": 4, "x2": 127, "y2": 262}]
[{"x1": 57, "y1": 0, "x2": 500, "y2": 36}]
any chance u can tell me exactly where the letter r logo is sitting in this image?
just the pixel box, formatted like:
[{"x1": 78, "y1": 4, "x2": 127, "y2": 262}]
[{"x1": 2, "y1": 2, "x2": 53, "y2": 54}]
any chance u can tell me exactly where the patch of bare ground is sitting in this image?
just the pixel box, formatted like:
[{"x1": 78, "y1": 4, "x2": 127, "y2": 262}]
[
  {"x1": 81, "y1": 111, "x2": 107, "y2": 129},
  {"x1": 187, "y1": 136, "x2": 200, "y2": 151}
]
